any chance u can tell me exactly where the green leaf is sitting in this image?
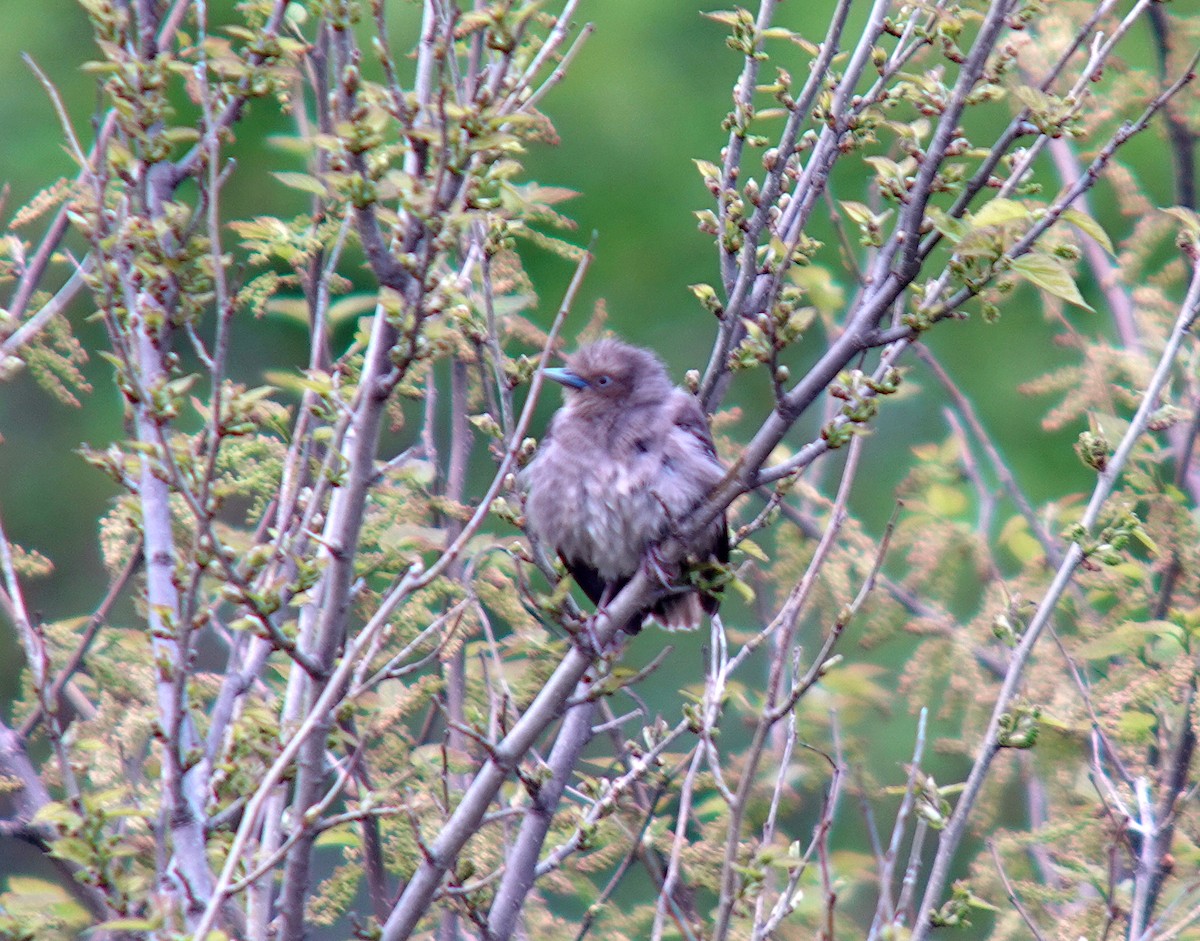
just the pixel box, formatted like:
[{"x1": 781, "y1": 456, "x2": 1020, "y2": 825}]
[
  {"x1": 1072, "y1": 620, "x2": 1183, "y2": 661},
  {"x1": 1011, "y1": 84, "x2": 1052, "y2": 112},
  {"x1": 30, "y1": 801, "x2": 81, "y2": 829},
  {"x1": 1010, "y1": 252, "x2": 1093, "y2": 310},
  {"x1": 0, "y1": 876, "x2": 90, "y2": 934},
  {"x1": 736, "y1": 537, "x2": 769, "y2": 563},
  {"x1": 1091, "y1": 410, "x2": 1131, "y2": 445},
  {"x1": 264, "y1": 369, "x2": 331, "y2": 397},
  {"x1": 820, "y1": 663, "x2": 891, "y2": 709},
  {"x1": 1162, "y1": 206, "x2": 1200, "y2": 240},
  {"x1": 264, "y1": 298, "x2": 310, "y2": 324},
  {"x1": 926, "y1": 206, "x2": 967, "y2": 243},
  {"x1": 1061, "y1": 208, "x2": 1114, "y2": 256},
  {"x1": 926, "y1": 482, "x2": 968, "y2": 517},
  {"x1": 999, "y1": 515, "x2": 1044, "y2": 565},
  {"x1": 968, "y1": 197, "x2": 1031, "y2": 230},
  {"x1": 327, "y1": 293, "x2": 379, "y2": 325},
  {"x1": 729, "y1": 574, "x2": 756, "y2": 604},
  {"x1": 839, "y1": 200, "x2": 874, "y2": 227},
  {"x1": 90, "y1": 917, "x2": 162, "y2": 931},
  {"x1": 701, "y1": 10, "x2": 743, "y2": 27},
  {"x1": 1131, "y1": 525, "x2": 1159, "y2": 555},
  {"x1": 863, "y1": 155, "x2": 901, "y2": 180},
  {"x1": 315, "y1": 826, "x2": 359, "y2": 848},
  {"x1": 271, "y1": 171, "x2": 329, "y2": 196},
  {"x1": 790, "y1": 266, "x2": 846, "y2": 315}
]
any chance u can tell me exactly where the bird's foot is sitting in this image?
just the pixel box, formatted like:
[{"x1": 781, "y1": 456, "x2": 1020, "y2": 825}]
[
  {"x1": 575, "y1": 587, "x2": 617, "y2": 656},
  {"x1": 642, "y1": 545, "x2": 679, "y2": 589},
  {"x1": 585, "y1": 617, "x2": 606, "y2": 656},
  {"x1": 563, "y1": 613, "x2": 603, "y2": 657}
]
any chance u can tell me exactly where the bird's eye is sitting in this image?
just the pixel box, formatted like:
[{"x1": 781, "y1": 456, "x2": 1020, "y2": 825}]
[{"x1": 595, "y1": 375, "x2": 612, "y2": 387}]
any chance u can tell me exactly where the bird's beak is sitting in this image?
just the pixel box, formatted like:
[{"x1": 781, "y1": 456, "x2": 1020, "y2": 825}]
[{"x1": 543, "y1": 367, "x2": 589, "y2": 390}]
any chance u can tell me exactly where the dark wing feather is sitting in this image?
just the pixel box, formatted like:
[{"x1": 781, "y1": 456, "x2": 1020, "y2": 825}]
[
  {"x1": 562, "y1": 558, "x2": 650, "y2": 634},
  {"x1": 670, "y1": 391, "x2": 721, "y2": 462},
  {"x1": 669, "y1": 391, "x2": 728, "y2": 547},
  {"x1": 669, "y1": 391, "x2": 730, "y2": 618},
  {"x1": 560, "y1": 556, "x2": 611, "y2": 607}
]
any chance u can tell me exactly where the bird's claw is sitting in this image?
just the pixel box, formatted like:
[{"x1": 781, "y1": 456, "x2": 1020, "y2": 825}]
[
  {"x1": 575, "y1": 588, "x2": 615, "y2": 656},
  {"x1": 582, "y1": 620, "x2": 604, "y2": 656},
  {"x1": 642, "y1": 545, "x2": 678, "y2": 589}
]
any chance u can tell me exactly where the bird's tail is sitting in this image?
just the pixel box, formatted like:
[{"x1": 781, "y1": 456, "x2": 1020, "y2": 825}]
[{"x1": 650, "y1": 591, "x2": 706, "y2": 632}]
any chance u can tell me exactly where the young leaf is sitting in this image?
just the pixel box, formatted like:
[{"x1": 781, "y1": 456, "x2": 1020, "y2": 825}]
[
  {"x1": 271, "y1": 171, "x2": 330, "y2": 197},
  {"x1": 1011, "y1": 252, "x2": 1093, "y2": 310},
  {"x1": 1163, "y1": 206, "x2": 1200, "y2": 242},
  {"x1": 968, "y1": 197, "x2": 1030, "y2": 231},
  {"x1": 1061, "y1": 208, "x2": 1115, "y2": 256}
]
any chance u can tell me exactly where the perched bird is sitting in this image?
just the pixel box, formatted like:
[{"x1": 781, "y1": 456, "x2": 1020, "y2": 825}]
[{"x1": 523, "y1": 339, "x2": 729, "y2": 631}]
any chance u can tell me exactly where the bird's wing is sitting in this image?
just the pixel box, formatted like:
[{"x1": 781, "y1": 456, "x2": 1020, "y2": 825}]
[
  {"x1": 668, "y1": 391, "x2": 730, "y2": 566},
  {"x1": 668, "y1": 390, "x2": 721, "y2": 461},
  {"x1": 560, "y1": 556, "x2": 616, "y2": 607}
]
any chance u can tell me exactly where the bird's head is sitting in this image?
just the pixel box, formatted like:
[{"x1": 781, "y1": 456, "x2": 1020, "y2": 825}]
[{"x1": 544, "y1": 339, "x2": 672, "y2": 413}]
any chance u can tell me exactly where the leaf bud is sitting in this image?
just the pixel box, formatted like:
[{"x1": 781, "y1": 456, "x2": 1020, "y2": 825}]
[{"x1": 1074, "y1": 430, "x2": 1109, "y2": 472}]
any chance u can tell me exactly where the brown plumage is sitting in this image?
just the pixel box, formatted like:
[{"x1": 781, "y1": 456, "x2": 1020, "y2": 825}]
[{"x1": 522, "y1": 339, "x2": 728, "y2": 631}]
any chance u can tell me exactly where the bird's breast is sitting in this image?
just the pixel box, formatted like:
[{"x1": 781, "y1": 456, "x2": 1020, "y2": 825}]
[{"x1": 526, "y1": 441, "x2": 672, "y2": 582}]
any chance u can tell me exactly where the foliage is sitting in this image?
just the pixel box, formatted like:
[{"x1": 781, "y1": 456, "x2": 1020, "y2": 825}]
[{"x1": 0, "y1": 2, "x2": 1199, "y2": 941}]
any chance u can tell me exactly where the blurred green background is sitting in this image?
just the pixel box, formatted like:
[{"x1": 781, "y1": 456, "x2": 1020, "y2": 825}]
[
  {"x1": 1, "y1": 0, "x2": 1155, "y2": 926},
  {"x1": 0, "y1": 0, "x2": 1104, "y2": 632}
]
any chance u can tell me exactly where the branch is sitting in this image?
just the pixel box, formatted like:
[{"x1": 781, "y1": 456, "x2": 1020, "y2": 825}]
[
  {"x1": 908, "y1": 253, "x2": 1200, "y2": 941},
  {"x1": 484, "y1": 695, "x2": 601, "y2": 940}
]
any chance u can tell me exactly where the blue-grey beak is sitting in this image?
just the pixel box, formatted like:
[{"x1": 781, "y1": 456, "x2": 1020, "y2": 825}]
[{"x1": 543, "y1": 367, "x2": 589, "y2": 390}]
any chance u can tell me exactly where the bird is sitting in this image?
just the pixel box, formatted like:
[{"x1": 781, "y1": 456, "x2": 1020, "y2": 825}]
[{"x1": 522, "y1": 338, "x2": 729, "y2": 632}]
